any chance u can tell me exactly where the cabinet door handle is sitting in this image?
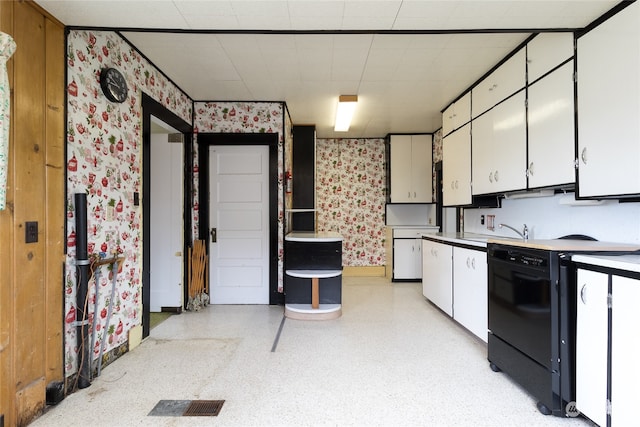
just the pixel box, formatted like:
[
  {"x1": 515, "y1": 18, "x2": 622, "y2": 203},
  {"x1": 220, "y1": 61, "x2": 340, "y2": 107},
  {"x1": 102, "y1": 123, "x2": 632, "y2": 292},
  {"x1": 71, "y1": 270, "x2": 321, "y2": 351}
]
[
  {"x1": 494, "y1": 170, "x2": 499, "y2": 182},
  {"x1": 414, "y1": 191, "x2": 417, "y2": 198},
  {"x1": 455, "y1": 180, "x2": 459, "y2": 189},
  {"x1": 528, "y1": 162, "x2": 534, "y2": 176},
  {"x1": 471, "y1": 258, "x2": 476, "y2": 269},
  {"x1": 580, "y1": 284, "x2": 587, "y2": 304},
  {"x1": 581, "y1": 147, "x2": 588, "y2": 165},
  {"x1": 489, "y1": 172, "x2": 494, "y2": 183},
  {"x1": 408, "y1": 191, "x2": 411, "y2": 198},
  {"x1": 466, "y1": 257, "x2": 470, "y2": 268}
]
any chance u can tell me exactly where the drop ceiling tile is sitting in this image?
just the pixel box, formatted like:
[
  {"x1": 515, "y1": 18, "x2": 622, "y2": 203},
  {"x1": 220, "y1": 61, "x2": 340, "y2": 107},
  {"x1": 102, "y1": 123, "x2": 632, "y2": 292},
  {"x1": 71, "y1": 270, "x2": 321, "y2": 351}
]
[
  {"x1": 217, "y1": 34, "x2": 262, "y2": 52},
  {"x1": 181, "y1": 15, "x2": 241, "y2": 29},
  {"x1": 341, "y1": 16, "x2": 397, "y2": 29},
  {"x1": 257, "y1": 35, "x2": 297, "y2": 50},
  {"x1": 174, "y1": 1, "x2": 236, "y2": 16},
  {"x1": 236, "y1": 15, "x2": 292, "y2": 29},
  {"x1": 288, "y1": 1, "x2": 345, "y2": 17},
  {"x1": 294, "y1": 34, "x2": 335, "y2": 50},
  {"x1": 343, "y1": 1, "x2": 402, "y2": 17},
  {"x1": 196, "y1": 80, "x2": 252, "y2": 101},
  {"x1": 230, "y1": 1, "x2": 290, "y2": 17},
  {"x1": 289, "y1": 15, "x2": 345, "y2": 30},
  {"x1": 396, "y1": 1, "x2": 458, "y2": 19}
]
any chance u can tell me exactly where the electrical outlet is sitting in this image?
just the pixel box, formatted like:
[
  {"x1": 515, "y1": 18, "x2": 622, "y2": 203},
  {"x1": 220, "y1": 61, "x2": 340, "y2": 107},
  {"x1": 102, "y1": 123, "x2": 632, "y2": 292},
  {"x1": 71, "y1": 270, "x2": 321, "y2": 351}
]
[
  {"x1": 487, "y1": 215, "x2": 495, "y2": 231},
  {"x1": 25, "y1": 221, "x2": 38, "y2": 243}
]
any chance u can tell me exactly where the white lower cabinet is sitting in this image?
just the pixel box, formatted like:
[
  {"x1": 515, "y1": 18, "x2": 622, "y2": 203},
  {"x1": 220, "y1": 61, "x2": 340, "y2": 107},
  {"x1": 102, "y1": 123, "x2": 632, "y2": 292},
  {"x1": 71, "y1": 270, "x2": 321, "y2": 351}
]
[
  {"x1": 393, "y1": 238, "x2": 422, "y2": 280},
  {"x1": 611, "y1": 275, "x2": 640, "y2": 426},
  {"x1": 576, "y1": 268, "x2": 640, "y2": 426},
  {"x1": 576, "y1": 269, "x2": 609, "y2": 427},
  {"x1": 422, "y1": 239, "x2": 488, "y2": 341},
  {"x1": 421, "y1": 240, "x2": 453, "y2": 316},
  {"x1": 453, "y1": 247, "x2": 487, "y2": 342}
]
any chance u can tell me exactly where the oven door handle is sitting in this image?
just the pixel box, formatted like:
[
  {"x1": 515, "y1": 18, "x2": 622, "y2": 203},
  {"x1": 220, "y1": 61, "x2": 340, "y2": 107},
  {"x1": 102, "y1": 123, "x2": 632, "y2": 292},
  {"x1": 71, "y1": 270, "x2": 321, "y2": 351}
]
[{"x1": 580, "y1": 284, "x2": 587, "y2": 304}]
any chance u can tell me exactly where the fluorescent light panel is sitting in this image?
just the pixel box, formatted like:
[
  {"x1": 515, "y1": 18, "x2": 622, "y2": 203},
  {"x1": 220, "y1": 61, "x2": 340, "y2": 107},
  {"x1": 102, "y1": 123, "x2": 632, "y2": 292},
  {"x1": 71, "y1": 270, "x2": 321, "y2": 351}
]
[{"x1": 334, "y1": 95, "x2": 357, "y2": 132}]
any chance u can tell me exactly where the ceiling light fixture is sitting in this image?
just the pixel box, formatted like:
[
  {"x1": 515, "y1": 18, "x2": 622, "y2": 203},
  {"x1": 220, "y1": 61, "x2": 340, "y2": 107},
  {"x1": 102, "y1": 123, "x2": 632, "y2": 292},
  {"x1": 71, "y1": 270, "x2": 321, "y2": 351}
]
[{"x1": 334, "y1": 95, "x2": 358, "y2": 132}]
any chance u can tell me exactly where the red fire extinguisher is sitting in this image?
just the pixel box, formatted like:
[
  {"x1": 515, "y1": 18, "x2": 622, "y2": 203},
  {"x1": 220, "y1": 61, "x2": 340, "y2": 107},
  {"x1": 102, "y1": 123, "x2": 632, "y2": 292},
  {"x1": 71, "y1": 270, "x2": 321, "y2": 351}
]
[{"x1": 285, "y1": 171, "x2": 292, "y2": 193}]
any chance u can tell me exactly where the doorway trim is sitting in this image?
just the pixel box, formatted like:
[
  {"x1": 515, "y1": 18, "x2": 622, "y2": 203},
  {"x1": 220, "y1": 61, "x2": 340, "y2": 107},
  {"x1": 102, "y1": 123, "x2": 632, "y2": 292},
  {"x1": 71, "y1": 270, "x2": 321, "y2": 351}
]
[
  {"x1": 142, "y1": 93, "x2": 193, "y2": 338},
  {"x1": 197, "y1": 133, "x2": 281, "y2": 305}
]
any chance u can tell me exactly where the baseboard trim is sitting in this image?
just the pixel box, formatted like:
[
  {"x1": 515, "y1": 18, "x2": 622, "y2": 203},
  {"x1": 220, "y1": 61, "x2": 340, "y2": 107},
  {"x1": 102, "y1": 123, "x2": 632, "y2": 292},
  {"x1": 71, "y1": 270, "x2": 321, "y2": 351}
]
[{"x1": 342, "y1": 266, "x2": 386, "y2": 277}]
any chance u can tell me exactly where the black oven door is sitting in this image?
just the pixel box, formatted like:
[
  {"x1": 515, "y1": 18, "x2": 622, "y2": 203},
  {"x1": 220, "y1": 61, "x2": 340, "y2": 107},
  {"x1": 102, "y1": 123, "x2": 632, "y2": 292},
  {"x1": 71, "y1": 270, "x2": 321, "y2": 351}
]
[{"x1": 488, "y1": 248, "x2": 552, "y2": 370}]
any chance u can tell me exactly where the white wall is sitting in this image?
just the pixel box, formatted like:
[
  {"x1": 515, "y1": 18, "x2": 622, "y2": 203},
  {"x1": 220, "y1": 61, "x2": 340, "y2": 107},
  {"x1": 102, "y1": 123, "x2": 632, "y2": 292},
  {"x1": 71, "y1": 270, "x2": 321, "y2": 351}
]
[
  {"x1": 463, "y1": 193, "x2": 640, "y2": 244},
  {"x1": 150, "y1": 132, "x2": 183, "y2": 311}
]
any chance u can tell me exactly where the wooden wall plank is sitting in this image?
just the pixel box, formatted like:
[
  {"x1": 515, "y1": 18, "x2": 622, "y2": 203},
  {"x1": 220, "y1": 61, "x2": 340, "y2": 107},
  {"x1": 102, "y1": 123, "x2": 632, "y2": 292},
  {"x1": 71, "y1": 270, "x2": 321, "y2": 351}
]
[
  {"x1": 1, "y1": 2, "x2": 64, "y2": 425},
  {"x1": 13, "y1": 0, "x2": 47, "y2": 402},
  {"x1": 0, "y1": 1, "x2": 16, "y2": 424},
  {"x1": 44, "y1": 16, "x2": 65, "y2": 385}
]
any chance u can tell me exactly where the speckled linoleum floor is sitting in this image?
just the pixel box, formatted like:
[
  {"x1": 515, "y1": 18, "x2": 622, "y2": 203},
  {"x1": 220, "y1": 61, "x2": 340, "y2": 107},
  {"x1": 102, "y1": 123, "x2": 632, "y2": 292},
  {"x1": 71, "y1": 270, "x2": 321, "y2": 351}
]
[{"x1": 31, "y1": 277, "x2": 592, "y2": 427}]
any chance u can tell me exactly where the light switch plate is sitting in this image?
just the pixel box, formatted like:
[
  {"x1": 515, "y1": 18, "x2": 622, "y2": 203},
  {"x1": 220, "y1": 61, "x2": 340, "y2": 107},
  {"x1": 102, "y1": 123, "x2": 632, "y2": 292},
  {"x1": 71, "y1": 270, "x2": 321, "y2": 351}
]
[{"x1": 25, "y1": 221, "x2": 38, "y2": 243}]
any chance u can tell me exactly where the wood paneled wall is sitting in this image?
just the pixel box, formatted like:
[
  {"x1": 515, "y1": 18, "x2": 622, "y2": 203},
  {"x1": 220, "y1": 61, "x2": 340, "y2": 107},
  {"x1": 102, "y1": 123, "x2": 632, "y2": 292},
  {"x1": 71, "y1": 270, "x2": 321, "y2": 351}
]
[{"x1": 0, "y1": 1, "x2": 65, "y2": 426}]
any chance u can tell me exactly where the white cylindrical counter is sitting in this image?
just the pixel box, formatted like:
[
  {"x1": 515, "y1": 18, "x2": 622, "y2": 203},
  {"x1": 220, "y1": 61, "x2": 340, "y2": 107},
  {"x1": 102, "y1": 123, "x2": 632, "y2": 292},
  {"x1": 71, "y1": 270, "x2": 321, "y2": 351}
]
[{"x1": 284, "y1": 232, "x2": 343, "y2": 320}]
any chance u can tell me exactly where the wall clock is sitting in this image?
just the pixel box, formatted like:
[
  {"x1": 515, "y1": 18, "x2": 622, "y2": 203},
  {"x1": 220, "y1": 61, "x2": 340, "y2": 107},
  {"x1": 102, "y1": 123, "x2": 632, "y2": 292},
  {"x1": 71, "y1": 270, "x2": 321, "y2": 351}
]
[{"x1": 100, "y1": 67, "x2": 128, "y2": 103}]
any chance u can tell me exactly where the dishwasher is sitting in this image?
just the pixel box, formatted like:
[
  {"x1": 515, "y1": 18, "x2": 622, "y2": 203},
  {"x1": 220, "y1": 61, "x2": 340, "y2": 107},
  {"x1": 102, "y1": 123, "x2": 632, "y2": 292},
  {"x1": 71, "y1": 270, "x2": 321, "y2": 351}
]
[{"x1": 487, "y1": 243, "x2": 576, "y2": 417}]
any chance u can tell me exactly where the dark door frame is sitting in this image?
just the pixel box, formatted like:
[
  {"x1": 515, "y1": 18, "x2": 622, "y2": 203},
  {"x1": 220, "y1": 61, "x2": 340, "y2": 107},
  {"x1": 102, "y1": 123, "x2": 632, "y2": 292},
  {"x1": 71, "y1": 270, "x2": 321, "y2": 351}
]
[
  {"x1": 197, "y1": 133, "x2": 282, "y2": 305},
  {"x1": 141, "y1": 93, "x2": 193, "y2": 339}
]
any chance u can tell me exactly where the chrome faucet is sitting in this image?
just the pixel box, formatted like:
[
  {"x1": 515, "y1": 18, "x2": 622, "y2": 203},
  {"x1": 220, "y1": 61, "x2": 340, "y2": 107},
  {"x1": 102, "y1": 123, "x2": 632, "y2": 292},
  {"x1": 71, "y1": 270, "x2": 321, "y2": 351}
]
[{"x1": 499, "y1": 223, "x2": 529, "y2": 241}]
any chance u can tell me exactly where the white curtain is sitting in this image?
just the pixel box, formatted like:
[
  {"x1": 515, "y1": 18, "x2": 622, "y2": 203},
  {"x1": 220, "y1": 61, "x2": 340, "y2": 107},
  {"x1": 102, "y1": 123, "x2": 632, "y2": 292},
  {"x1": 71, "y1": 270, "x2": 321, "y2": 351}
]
[{"x1": 0, "y1": 32, "x2": 16, "y2": 211}]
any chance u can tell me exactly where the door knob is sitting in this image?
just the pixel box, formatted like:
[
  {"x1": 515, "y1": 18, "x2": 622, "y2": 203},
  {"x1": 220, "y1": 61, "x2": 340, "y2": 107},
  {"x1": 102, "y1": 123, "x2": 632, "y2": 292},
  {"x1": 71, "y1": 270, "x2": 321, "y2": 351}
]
[{"x1": 210, "y1": 227, "x2": 217, "y2": 243}]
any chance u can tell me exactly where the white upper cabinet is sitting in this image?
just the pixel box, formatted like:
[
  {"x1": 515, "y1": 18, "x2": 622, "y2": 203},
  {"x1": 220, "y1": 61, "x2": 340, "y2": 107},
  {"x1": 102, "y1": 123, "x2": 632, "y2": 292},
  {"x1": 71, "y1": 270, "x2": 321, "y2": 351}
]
[
  {"x1": 442, "y1": 92, "x2": 471, "y2": 137},
  {"x1": 443, "y1": 123, "x2": 472, "y2": 206},
  {"x1": 472, "y1": 91, "x2": 527, "y2": 195},
  {"x1": 527, "y1": 61, "x2": 576, "y2": 188},
  {"x1": 527, "y1": 33, "x2": 574, "y2": 83},
  {"x1": 472, "y1": 48, "x2": 526, "y2": 119},
  {"x1": 577, "y1": 1, "x2": 640, "y2": 198},
  {"x1": 389, "y1": 134, "x2": 433, "y2": 203}
]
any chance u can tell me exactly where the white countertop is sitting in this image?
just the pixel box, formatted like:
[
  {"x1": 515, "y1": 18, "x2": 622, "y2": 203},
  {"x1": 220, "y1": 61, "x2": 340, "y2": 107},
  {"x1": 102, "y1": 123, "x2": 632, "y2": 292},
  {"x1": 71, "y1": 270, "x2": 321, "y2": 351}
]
[
  {"x1": 421, "y1": 232, "x2": 503, "y2": 248},
  {"x1": 487, "y1": 238, "x2": 640, "y2": 252},
  {"x1": 285, "y1": 231, "x2": 343, "y2": 242},
  {"x1": 388, "y1": 225, "x2": 439, "y2": 229},
  {"x1": 572, "y1": 254, "x2": 640, "y2": 273},
  {"x1": 422, "y1": 232, "x2": 640, "y2": 253}
]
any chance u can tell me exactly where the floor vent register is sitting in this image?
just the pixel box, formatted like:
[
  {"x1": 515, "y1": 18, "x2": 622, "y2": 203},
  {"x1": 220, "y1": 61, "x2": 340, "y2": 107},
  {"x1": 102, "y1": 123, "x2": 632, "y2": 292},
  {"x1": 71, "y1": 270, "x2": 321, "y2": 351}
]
[{"x1": 148, "y1": 399, "x2": 225, "y2": 417}]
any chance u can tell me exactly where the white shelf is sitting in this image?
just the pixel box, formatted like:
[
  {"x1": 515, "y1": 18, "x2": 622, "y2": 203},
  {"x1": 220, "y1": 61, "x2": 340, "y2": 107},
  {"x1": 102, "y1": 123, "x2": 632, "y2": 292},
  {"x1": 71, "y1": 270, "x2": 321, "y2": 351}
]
[
  {"x1": 286, "y1": 269, "x2": 342, "y2": 279},
  {"x1": 285, "y1": 231, "x2": 343, "y2": 242},
  {"x1": 284, "y1": 303, "x2": 342, "y2": 320}
]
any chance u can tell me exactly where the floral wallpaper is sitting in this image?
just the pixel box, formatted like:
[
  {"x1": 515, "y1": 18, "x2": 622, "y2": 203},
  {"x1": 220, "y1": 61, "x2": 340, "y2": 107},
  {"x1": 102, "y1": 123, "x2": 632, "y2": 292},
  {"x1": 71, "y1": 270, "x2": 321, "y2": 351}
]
[
  {"x1": 433, "y1": 129, "x2": 443, "y2": 163},
  {"x1": 433, "y1": 129, "x2": 442, "y2": 201},
  {"x1": 316, "y1": 138, "x2": 387, "y2": 266},
  {"x1": 65, "y1": 30, "x2": 192, "y2": 376},
  {"x1": 193, "y1": 101, "x2": 290, "y2": 291}
]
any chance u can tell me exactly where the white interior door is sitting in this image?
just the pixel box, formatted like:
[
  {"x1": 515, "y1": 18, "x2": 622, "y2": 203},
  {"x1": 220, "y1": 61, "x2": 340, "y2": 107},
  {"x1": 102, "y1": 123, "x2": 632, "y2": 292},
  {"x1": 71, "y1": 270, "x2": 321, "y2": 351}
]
[
  {"x1": 150, "y1": 117, "x2": 183, "y2": 311},
  {"x1": 209, "y1": 145, "x2": 269, "y2": 304}
]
